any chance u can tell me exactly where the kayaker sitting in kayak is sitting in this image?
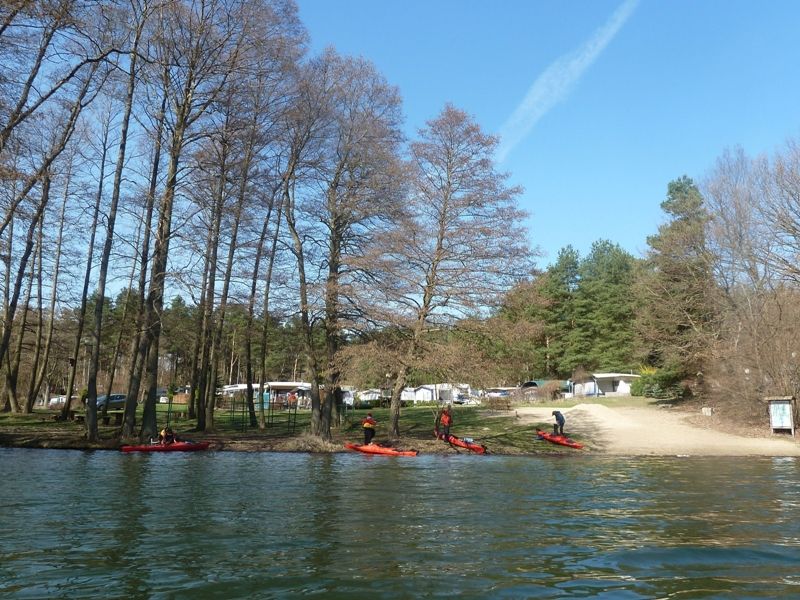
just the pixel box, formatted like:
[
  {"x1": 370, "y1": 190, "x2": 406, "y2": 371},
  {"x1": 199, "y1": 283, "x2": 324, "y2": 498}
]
[
  {"x1": 158, "y1": 426, "x2": 177, "y2": 445},
  {"x1": 361, "y1": 413, "x2": 376, "y2": 445},
  {"x1": 552, "y1": 410, "x2": 565, "y2": 436}
]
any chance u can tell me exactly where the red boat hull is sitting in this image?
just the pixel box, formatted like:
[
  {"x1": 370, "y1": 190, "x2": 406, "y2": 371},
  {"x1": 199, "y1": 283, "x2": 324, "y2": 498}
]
[
  {"x1": 344, "y1": 442, "x2": 418, "y2": 457},
  {"x1": 536, "y1": 429, "x2": 583, "y2": 449},
  {"x1": 120, "y1": 441, "x2": 210, "y2": 453},
  {"x1": 434, "y1": 428, "x2": 487, "y2": 454}
]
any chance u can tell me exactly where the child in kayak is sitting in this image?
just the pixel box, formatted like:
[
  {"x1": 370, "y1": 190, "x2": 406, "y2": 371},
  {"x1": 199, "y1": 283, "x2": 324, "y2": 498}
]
[
  {"x1": 158, "y1": 427, "x2": 176, "y2": 445},
  {"x1": 362, "y1": 413, "x2": 377, "y2": 445}
]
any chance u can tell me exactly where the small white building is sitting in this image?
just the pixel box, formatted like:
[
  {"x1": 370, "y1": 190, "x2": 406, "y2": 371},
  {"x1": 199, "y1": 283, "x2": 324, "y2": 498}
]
[
  {"x1": 409, "y1": 383, "x2": 472, "y2": 404},
  {"x1": 401, "y1": 388, "x2": 418, "y2": 403},
  {"x1": 357, "y1": 389, "x2": 383, "y2": 403},
  {"x1": 355, "y1": 387, "x2": 430, "y2": 405},
  {"x1": 220, "y1": 381, "x2": 312, "y2": 408},
  {"x1": 356, "y1": 383, "x2": 473, "y2": 405},
  {"x1": 570, "y1": 373, "x2": 640, "y2": 397}
]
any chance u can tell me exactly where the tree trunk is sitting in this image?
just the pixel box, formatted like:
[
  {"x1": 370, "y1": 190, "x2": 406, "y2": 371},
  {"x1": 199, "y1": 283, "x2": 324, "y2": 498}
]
[
  {"x1": 195, "y1": 174, "x2": 222, "y2": 432},
  {"x1": 284, "y1": 183, "x2": 323, "y2": 438},
  {"x1": 26, "y1": 165, "x2": 70, "y2": 412},
  {"x1": 0, "y1": 156, "x2": 55, "y2": 377},
  {"x1": 121, "y1": 82, "x2": 166, "y2": 438},
  {"x1": 0, "y1": 199, "x2": 13, "y2": 413},
  {"x1": 388, "y1": 367, "x2": 410, "y2": 439},
  {"x1": 61, "y1": 117, "x2": 109, "y2": 422},
  {"x1": 323, "y1": 186, "x2": 343, "y2": 431},
  {"x1": 246, "y1": 190, "x2": 279, "y2": 429},
  {"x1": 201, "y1": 130, "x2": 231, "y2": 431},
  {"x1": 105, "y1": 217, "x2": 143, "y2": 425},
  {"x1": 188, "y1": 231, "x2": 213, "y2": 422},
  {"x1": 5, "y1": 236, "x2": 36, "y2": 414},
  {"x1": 207, "y1": 134, "x2": 247, "y2": 430},
  {"x1": 86, "y1": 21, "x2": 143, "y2": 442},
  {"x1": 138, "y1": 117, "x2": 187, "y2": 440},
  {"x1": 23, "y1": 218, "x2": 45, "y2": 412},
  {"x1": 230, "y1": 124, "x2": 262, "y2": 429}
]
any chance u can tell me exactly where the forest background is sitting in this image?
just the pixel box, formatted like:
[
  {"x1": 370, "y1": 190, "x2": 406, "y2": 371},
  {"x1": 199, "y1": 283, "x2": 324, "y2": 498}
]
[{"x1": 3, "y1": 0, "x2": 800, "y2": 443}]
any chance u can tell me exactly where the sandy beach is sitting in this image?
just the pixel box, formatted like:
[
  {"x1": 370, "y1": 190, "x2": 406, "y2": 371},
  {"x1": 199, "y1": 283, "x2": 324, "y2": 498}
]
[{"x1": 515, "y1": 403, "x2": 800, "y2": 456}]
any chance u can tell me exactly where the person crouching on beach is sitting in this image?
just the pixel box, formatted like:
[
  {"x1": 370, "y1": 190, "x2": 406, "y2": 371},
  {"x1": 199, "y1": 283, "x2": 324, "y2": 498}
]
[{"x1": 552, "y1": 410, "x2": 565, "y2": 436}]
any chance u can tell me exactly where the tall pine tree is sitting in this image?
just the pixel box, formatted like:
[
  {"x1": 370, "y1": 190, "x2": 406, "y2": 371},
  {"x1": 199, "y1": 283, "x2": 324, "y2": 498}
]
[
  {"x1": 563, "y1": 240, "x2": 637, "y2": 374},
  {"x1": 536, "y1": 247, "x2": 580, "y2": 377},
  {"x1": 636, "y1": 176, "x2": 721, "y2": 389},
  {"x1": 489, "y1": 247, "x2": 579, "y2": 381}
]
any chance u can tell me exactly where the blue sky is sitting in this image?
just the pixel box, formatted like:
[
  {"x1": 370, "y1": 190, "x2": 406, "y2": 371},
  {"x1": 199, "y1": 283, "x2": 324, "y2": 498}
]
[{"x1": 296, "y1": 0, "x2": 800, "y2": 267}]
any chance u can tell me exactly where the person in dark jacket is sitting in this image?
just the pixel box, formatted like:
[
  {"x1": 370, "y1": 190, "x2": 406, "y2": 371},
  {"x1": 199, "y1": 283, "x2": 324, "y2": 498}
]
[{"x1": 552, "y1": 410, "x2": 565, "y2": 436}]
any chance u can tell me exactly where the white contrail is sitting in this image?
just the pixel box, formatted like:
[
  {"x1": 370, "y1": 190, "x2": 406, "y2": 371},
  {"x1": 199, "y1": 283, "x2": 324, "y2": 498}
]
[{"x1": 496, "y1": 0, "x2": 639, "y2": 162}]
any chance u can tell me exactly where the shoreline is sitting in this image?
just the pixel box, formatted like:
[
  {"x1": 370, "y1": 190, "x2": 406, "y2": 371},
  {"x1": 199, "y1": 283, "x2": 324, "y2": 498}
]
[{"x1": 2, "y1": 402, "x2": 799, "y2": 456}]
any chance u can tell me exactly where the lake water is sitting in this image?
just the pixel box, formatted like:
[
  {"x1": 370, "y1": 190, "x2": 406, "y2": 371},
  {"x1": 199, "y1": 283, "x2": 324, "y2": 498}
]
[{"x1": 1, "y1": 449, "x2": 798, "y2": 599}]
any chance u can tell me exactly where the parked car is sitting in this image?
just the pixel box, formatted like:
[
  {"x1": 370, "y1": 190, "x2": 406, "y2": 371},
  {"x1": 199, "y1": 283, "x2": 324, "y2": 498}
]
[
  {"x1": 96, "y1": 394, "x2": 127, "y2": 409},
  {"x1": 48, "y1": 395, "x2": 67, "y2": 409},
  {"x1": 454, "y1": 394, "x2": 481, "y2": 405},
  {"x1": 49, "y1": 395, "x2": 81, "y2": 409}
]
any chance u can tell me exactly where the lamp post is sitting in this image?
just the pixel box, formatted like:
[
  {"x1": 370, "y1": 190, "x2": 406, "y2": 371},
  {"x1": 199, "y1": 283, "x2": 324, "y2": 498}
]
[
  {"x1": 744, "y1": 367, "x2": 751, "y2": 402},
  {"x1": 384, "y1": 373, "x2": 392, "y2": 407}
]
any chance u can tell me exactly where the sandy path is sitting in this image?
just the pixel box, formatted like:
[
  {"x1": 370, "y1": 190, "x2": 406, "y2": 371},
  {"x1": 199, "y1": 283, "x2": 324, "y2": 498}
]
[{"x1": 514, "y1": 403, "x2": 800, "y2": 456}]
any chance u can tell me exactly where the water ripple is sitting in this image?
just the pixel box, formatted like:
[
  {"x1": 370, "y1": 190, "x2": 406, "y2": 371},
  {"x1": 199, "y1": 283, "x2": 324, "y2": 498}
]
[{"x1": 1, "y1": 450, "x2": 798, "y2": 598}]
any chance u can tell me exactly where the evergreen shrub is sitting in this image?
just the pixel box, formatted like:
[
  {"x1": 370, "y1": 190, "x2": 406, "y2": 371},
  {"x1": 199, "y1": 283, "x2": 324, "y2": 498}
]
[{"x1": 631, "y1": 369, "x2": 685, "y2": 400}]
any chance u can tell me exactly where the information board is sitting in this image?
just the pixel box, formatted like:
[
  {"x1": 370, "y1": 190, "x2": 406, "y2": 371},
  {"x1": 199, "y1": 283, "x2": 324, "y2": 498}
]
[{"x1": 768, "y1": 399, "x2": 795, "y2": 435}]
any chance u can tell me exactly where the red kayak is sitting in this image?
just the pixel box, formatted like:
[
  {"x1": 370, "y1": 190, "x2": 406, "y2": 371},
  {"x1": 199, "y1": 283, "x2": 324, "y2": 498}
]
[
  {"x1": 344, "y1": 442, "x2": 418, "y2": 457},
  {"x1": 536, "y1": 429, "x2": 583, "y2": 449},
  {"x1": 121, "y1": 441, "x2": 210, "y2": 453},
  {"x1": 434, "y1": 428, "x2": 487, "y2": 454}
]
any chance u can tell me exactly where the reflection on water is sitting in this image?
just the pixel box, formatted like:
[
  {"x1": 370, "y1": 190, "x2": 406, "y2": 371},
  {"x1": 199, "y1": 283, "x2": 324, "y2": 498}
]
[{"x1": 1, "y1": 450, "x2": 798, "y2": 598}]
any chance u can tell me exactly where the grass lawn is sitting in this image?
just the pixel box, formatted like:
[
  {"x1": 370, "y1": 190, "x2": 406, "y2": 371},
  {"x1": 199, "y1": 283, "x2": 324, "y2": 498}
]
[
  {"x1": 1, "y1": 399, "x2": 627, "y2": 454},
  {"x1": 337, "y1": 404, "x2": 572, "y2": 454}
]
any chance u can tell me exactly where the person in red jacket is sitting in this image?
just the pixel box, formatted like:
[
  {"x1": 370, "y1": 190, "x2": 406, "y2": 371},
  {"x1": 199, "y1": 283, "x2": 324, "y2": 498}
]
[
  {"x1": 439, "y1": 406, "x2": 453, "y2": 439},
  {"x1": 361, "y1": 413, "x2": 377, "y2": 445}
]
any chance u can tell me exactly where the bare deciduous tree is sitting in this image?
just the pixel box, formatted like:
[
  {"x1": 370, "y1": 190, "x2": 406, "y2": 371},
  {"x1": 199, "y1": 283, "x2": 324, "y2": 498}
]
[{"x1": 369, "y1": 104, "x2": 533, "y2": 437}]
